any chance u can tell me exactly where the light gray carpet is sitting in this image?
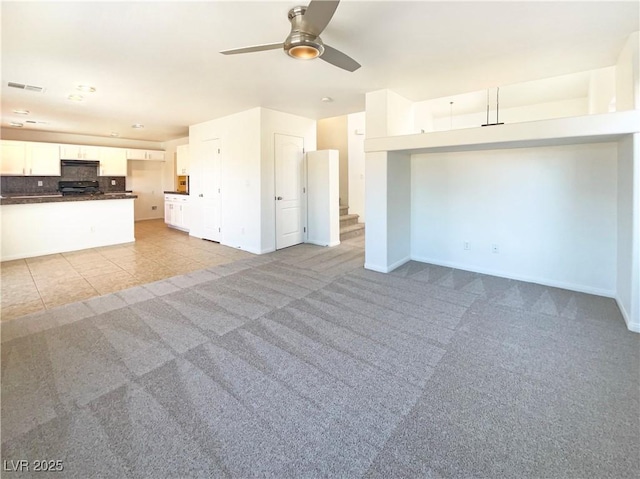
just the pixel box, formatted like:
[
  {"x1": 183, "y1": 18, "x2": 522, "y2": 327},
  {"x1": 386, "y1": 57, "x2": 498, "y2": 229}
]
[{"x1": 2, "y1": 240, "x2": 639, "y2": 478}]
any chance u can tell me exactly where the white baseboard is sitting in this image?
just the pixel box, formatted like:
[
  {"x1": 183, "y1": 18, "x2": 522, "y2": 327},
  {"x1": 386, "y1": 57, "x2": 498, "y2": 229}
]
[
  {"x1": 305, "y1": 240, "x2": 341, "y2": 247},
  {"x1": 616, "y1": 296, "x2": 640, "y2": 333},
  {"x1": 364, "y1": 256, "x2": 410, "y2": 273},
  {"x1": 410, "y1": 255, "x2": 616, "y2": 298}
]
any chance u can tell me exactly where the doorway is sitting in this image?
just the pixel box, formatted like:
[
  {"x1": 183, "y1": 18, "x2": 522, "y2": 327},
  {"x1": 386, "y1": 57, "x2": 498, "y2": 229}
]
[{"x1": 275, "y1": 133, "x2": 306, "y2": 249}]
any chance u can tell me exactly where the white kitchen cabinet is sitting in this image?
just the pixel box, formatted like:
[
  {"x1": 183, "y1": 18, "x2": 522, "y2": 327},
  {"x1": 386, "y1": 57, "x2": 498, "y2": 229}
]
[
  {"x1": 99, "y1": 147, "x2": 127, "y2": 176},
  {"x1": 127, "y1": 149, "x2": 165, "y2": 161},
  {"x1": 176, "y1": 144, "x2": 190, "y2": 175},
  {"x1": 0, "y1": 140, "x2": 60, "y2": 176},
  {"x1": 1, "y1": 141, "x2": 27, "y2": 175},
  {"x1": 60, "y1": 144, "x2": 100, "y2": 160},
  {"x1": 164, "y1": 194, "x2": 189, "y2": 231},
  {"x1": 28, "y1": 143, "x2": 61, "y2": 176}
]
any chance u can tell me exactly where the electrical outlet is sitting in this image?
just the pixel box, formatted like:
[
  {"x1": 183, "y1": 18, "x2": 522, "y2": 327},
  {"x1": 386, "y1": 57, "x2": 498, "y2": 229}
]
[
  {"x1": 111, "y1": 180, "x2": 116, "y2": 186},
  {"x1": 151, "y1": 206, "x2": 157, "y2": 210},
  {"x1": 37, "y1": 180, "x2": 43, "y2": 187},
  {"x1": 463, "y1": 241, "x2": 470, "y2": 250},
  {"x1": 492, "y1": 244, "x2": 499, "y2": 254}
]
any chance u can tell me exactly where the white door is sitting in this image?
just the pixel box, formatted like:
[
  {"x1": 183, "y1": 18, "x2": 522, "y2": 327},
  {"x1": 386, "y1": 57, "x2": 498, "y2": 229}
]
[
  {"x1": 275, "y1": 133, "x2": 305, "y2": 249},
  {"x1": 201, "y1": 138, "x2": 222, "y2": 242}
]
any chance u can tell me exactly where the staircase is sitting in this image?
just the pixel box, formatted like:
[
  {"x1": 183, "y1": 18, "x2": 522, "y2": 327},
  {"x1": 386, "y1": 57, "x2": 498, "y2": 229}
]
[{"x1": 340, "y1": 205, "x2": 365, "y2": 241}]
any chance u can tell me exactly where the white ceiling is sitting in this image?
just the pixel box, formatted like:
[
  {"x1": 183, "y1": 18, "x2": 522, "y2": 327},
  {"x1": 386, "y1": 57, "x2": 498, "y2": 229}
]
[{"x1": 1, "y1": 1, "x2": 638, "y2": 142}]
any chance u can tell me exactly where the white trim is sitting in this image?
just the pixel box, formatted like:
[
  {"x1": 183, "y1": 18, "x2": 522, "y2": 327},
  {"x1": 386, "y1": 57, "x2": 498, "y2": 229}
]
[
  {"x1": 364, "y1": 256, "x2": 411, "y2": 274},
  {"x1": 364, "y1": 263, "x2": 390, "y2": 273},
  {"x1": 616, "y1": 296, "x2": 640, "y2": 333},
  {"x1": 305, "y1": 240, "x2": 341, "y2": 247},
  {"x1": 410, "y1": 255, "x2": 616, "y2": 298}
]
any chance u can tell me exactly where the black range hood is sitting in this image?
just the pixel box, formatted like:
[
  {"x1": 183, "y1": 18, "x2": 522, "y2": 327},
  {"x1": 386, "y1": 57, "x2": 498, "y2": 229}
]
[{"x1": 61, "y1": 159, "x2": 99, "y2": 167}]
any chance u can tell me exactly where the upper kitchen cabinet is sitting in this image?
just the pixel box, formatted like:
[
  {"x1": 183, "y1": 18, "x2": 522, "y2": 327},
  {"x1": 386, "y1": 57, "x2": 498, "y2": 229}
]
[
  {"x1": 60, "y1": 144, "x2": 100, "y2": 160},
  {"x1": 28, "y1": 142, "x2": 61, "y2": 175},
  {"x1": 1, "y1": 140, "x2": 26, "y2": 175},
  {"x1": 99, "y1": 147, "x2": 127, "y2": 176},
  {"x1": 126, "y1": 149, "x2": 165, "y2": 161},
  {"x1": 176, "y1": 144, "x2": 190, "y2": 175},
  {"x1": 1, "y1": 140, "x2": 60, "y2": 176}
]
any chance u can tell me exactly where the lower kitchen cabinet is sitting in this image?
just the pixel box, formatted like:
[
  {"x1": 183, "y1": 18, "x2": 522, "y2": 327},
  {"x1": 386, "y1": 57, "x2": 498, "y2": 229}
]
[{"x1": 164, "y1": 194, "x2": 189, "y2": 231}]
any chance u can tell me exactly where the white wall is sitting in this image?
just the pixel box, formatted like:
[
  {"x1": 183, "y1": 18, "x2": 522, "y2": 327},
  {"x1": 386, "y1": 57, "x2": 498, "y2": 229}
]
[
  {"x1": 365, "y1": 89, "x2": 415, "y2": 138},
  {"x1": 307, "y1": 150, "x2": 340, "y2": 247},
  {"x1": 317, "y1": 115, "x2": 349, "y2": 206},
  {"x1": 189, "y1": 107, "x2": 315, "y2": 255},
  {"x1": 417, "y1": 98, "x2": 588, "y2": 132},
  {"x1": 127, "y1": 160, "x2": 165, "y2": 221},
  {"x1": 260, "y1": 108, "x2": 316, "y2": 253},
  {"x1": 617, "y1": 133, "x2": 640, "y2": 331},
  {"x1": 189, "y1": 108, "x2": 262, "y2": 252},
  {"x1": 347, "y1": 112, "x2": 366, "y2": 221},
  {"x1": 588, "y1": 66, "x2": 616, "y2": 114},
  {"x1": 365, "y1": 90, "x2": 389, "y2": 139},
  {"x1": 364, "y1": 151, "x2": 389, "y2": 272},
  {"x1": 615, "y1": 31, "x2": 640, "y2": 111},
  {"x1": 387, "y1": 152, "x2": 411, "y2": 269},
  {"x1": 163, "y1": 137, "x2": 189, "y2": 192},
  {"x1": 410, "y1": 142, "x2": 618, "y2": 296},
  {"x1": 128, "y1": 137, "x2": 186, "y2": 222}
]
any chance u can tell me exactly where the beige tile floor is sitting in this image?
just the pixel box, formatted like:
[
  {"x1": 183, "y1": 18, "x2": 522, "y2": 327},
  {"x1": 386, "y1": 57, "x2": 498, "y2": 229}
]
[{"x1": 0, "y1": 219, "x2": 254, "y2": 321}]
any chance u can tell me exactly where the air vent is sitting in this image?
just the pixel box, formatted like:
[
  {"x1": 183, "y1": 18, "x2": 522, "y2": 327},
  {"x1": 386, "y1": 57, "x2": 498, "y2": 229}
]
[
  {"x1": 25, "y1": 120, "x2": 49, "y2": 125},
  {"x1": 7, "y1": 82, "x2": 45, "y2": 93}
]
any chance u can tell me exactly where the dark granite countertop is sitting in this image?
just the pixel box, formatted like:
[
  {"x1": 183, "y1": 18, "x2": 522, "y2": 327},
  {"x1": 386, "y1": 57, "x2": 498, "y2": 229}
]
[
  {"x1": 0, "y1": 192, "x2": 137, "y2": 205},
  {"x1": 164, "y1": 191, "x2": 189, "y2": 196}
]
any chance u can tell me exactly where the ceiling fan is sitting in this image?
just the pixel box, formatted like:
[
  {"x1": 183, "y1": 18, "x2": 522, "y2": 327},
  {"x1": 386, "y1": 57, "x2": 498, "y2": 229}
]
[{"x1": 220, "y1": 0, "x2": 361, "y2": 72}]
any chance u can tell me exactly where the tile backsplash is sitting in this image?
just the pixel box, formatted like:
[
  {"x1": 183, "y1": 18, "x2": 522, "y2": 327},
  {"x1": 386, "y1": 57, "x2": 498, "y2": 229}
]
[{"x1": 1, "y1": 169, "x2": 126, "y2": 194}]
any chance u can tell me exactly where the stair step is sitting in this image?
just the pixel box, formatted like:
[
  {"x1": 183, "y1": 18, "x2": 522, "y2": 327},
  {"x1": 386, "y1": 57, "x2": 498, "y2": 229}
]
[
  {"x1": 340, "y1": 223, "x2": 365, "y2": 241},
  {"x1": 340, "y1": 214, "x2": 359, "y2": 227},
  {"x1": 339, "y1": 205, "x2": 349, "y2": 215}
]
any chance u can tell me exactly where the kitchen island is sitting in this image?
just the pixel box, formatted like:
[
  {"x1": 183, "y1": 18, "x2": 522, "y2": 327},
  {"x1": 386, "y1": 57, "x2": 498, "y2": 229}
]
[{"x1": 1, "y1": 193, "x2": 138, "y2": 261}]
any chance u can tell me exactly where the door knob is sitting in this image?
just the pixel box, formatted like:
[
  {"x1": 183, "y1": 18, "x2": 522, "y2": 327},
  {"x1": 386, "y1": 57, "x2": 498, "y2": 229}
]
[
  {"x1": 276, "y1": 196, "x2": 283, "y2": 200},
  {"x1": 199, "y1": 193, "x2": 204, "y2": 197}
]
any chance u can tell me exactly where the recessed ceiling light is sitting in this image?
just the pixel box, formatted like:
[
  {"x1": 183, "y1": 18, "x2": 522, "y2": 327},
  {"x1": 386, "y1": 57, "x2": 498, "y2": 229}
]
[
  {"x1": 9, "y1": 122, "x2": 23, "y2": 127},
  {"x1": 110, "y1": 131, "x2": 120, "y2": 137},
  {"x1": 76, "y1": 85, "x2": 96, "y2": 93},
  {"x1": 12, "y1": 109, "x2": 30, "y2": 115},
  {"x1": 131, "y1": 123, "x2": 144, "y2": 129},
  {"x1": 321, "y1": 97, "x2": 333, "y2": 102},
  {"x1": 68, "y1": 94, "x2": 84, "y2": 102}
]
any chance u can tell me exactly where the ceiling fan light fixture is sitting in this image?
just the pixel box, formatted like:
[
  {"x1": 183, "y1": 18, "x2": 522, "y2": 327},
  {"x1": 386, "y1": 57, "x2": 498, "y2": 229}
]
[
  {"x1": 288, "y1": 44, "x2": 321, "y2": 59},
  {"x1": 284, "y1": 30, "x2": 324, "y2": 60}
]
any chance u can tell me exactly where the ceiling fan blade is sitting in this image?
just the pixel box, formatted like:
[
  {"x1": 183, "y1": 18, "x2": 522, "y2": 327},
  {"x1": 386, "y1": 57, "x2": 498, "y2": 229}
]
[
  {"x1": 220, "y1": 42, "x2": 283, "y2": 55},
  {"x1": 320, "y1": 44, "x2": 361, "y2": 72},
  {"x1": 301, "y1": 0, "x2": 340, "y2": 36}
]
